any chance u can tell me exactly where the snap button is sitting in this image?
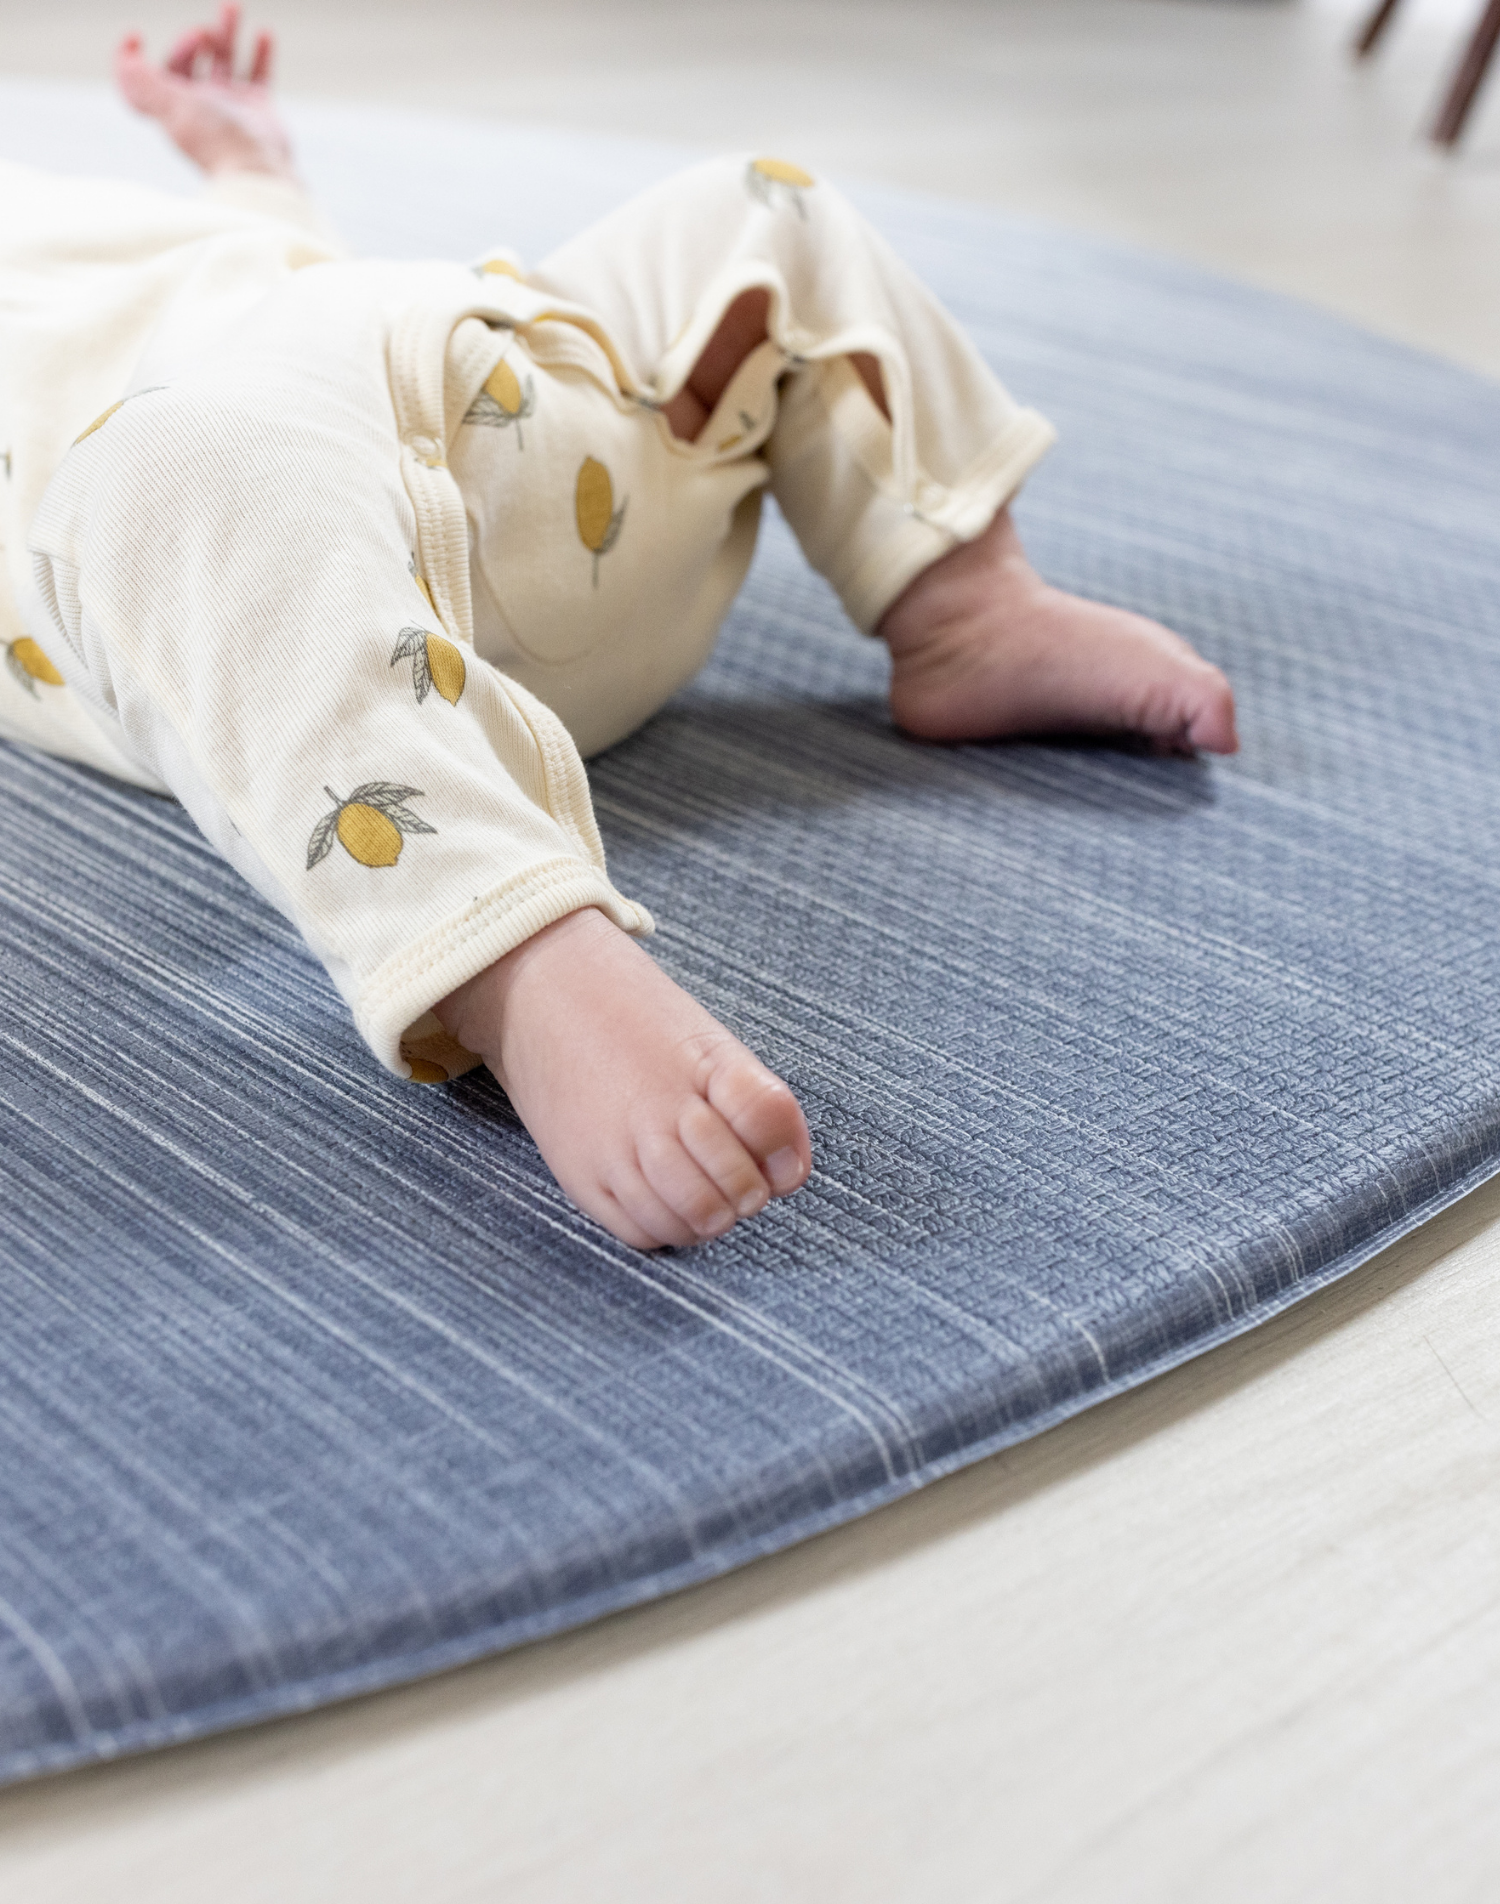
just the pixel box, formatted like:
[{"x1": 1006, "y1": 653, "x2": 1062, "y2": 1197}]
[{"x1": 409, "y1": 433, "x2": 440, "y2": 462}]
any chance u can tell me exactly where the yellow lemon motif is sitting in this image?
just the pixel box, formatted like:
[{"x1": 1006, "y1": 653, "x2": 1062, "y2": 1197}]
[
  {"x1": 753, "y1": 157, "x2": 814, "y2": 188},
  {"x1": 426, "y1": 634, "x2": 466, "y2": 707},
  {"x1": 479, "y1": 257, "x2": 522, "y2": 279},
  {"x1": 405, "y1": 1056, "x2": 450, "y2": 1084},
  {"x1": 306, "y1": 782, "x2": 436, "y2": 872},
  {"x1": 575, "y1": 456, "x2": 627, "y2": 587},
  {"x1": 746, "y1": 157, "x2": 815, "y2": 215},
  {"x1": 414, "y1": 571, "x2": 436, "y2": 612},
  {"x1": 391, "y1": 625, "x2": 466, "y2": 706},
  {"x1": 486, "y1": 360, "x2": 525, "y2": 415},
  {"x1": 6, "y1": 637, "x2": 65, "y2": 696},
  {"x1": 466, "y1": 357, "x2": 535, "y2": 446},
  {"x1": 715, "y1": 407, "x2": 760, "y2": 457},
  {"x1": 337, "y1": 803, "x2": 403, "y2": 867},
  {"x1": 72, "y1": 400, "x2": 124, "y2": 446},
  {"x1": 68, "y1": 386, "x2": 166, "y2": 449},
  {"x1": 575, "y1": 457, "x2": 613, "y2": 549}
]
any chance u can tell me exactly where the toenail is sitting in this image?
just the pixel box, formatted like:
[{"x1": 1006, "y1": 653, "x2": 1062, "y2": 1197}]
[
  {"x1": 766, "y1": 1147, "x2": 804, "y2": 1194},
  {"x1": 738, "y1": 1184, "x2": 769, "y2": 1218},
  {"x1": 702, "y1": 1208, "x2": 735, "y2": 1238}
]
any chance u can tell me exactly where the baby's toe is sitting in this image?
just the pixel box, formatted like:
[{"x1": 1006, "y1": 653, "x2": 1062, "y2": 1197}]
[
  {"x1": 1186, "y1": 666, "x2": 1238, "y2": 755},
  {"x1": 600, "y1": 1165, "x2": 702, "y2": 1251},
  {"x1": 637, "y1": 1126, "x2": 740, "y2": 1240},
  {"x1": 1136, "y1": 652, "x2": 1238, "y2": 759},
  {"x1": 596, "y1": 1196, "x2": 671, "y2": 1253},
  {"x1": 678, "y1": 1095, "x2": 771, "y2": 1219},
  {"x1": 703, "y1": 1047, "x2": 812, "y2": 1199}
]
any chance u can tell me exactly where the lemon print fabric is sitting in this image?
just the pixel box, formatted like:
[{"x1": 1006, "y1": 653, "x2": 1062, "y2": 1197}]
[
  {"x1": 445, "y1": 338, "x2": 768, "y2": 675},
  {"x1": 745, "y1": 156, "x2": 815, "y2": 217},
  {"x1": 409, "y1": 556, "x2": 437, "y2": 614},
  {"x1": 6, "y1": 638, "x2": 65, "y2": 698},
  {"x1": 717, "y1": 409, "x2": 760, "y2": 454},
  {"x1": 70, "y1": 385, "x2": 166, "y2": 447},
  {"x1": 466, "y1": 357, "x2": 536, "y2": 449},
  {"x1": 575, "y1": 457, "x2": 626, "y2": 587},
  {"x1": 72, "y1": 401, "x2": 124, "y2": 447},
  {"x1": 391, "y1": 625, "x2": 466, "y2": 706},
  {"x1": 307, "y1": 783, "x2": 436, "y2": 871},
  {"x1": 401, "y1": 1048, "x2": 451, "y2": 1084}
]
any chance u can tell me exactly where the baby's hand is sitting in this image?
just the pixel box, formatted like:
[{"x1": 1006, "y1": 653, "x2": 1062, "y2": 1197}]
[{"x1": 116, "y1": 3, "x2": 298, "y2": 183}]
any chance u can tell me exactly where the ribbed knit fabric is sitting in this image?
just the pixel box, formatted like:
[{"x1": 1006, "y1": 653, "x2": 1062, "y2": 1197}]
[
  {"x1": 2, "y1": 108, "x2": 1499, "y2": 1786},
  {"x1": 4, "y1": 156, "x2": 1049, "y2": 1076}
]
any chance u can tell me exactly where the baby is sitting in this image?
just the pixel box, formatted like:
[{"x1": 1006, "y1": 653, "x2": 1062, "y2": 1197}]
[{"x1": 0, "y1": 7, "x2": 1236, "y2": 1250}]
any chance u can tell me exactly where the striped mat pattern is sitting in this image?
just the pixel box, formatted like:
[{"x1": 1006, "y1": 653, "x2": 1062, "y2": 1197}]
[{"x1": 4, "y1": 116, "x2": 1500, "y2": 1782}]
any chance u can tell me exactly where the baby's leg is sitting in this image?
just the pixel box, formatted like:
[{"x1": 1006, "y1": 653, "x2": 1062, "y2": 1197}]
[
  {"x1": 449, "y1": 286, "x2": 812, "y2": 1247},
  {"x1": 655, "y1": 288, "x2": 1235, "y2": 752},
  {"x1": 435, "y1": 163, "x2": 1232, "y2": 1246},
  {"x1": 437, "y1": 910, "x2": 811, "y2": 1251},
  {"x1": 659, "y1": 282, "x2": 1235, "y2": 756},
  {"x1": 548, "y1": 156, "x2": 1234, "y2": 756}
]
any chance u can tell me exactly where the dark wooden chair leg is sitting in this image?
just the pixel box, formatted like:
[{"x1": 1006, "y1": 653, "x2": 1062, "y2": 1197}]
[
  {"x1": 1432, "y1": 0, "x2": 1500, "y2": 144},
  {"x1": 1354, "y1": 0, "x2": 1405, "y2": 58}
]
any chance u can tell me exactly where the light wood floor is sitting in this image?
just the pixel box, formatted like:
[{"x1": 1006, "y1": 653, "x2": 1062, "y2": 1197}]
[
  {"x1": 4, "y1": 0, "x2": 1499, "y2": 376},
  {"x1": 2, "y1": 7, "x2": 1499, "y2": 1899}
]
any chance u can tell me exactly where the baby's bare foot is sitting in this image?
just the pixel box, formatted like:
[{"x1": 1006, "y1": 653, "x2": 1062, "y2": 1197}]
[
  {"x1": 435, "y1": 908, "x2": 812, "y2": 1250},
  {"x1": 881, "y1": 507, "x2": 1237, "y2": 756}
]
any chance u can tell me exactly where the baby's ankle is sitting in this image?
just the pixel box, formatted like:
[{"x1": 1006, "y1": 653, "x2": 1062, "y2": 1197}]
[
  {"x1": 878, "y1": 505, "x2": 1039, "y2": 659},
  {"x1": 434, "y1": 906, "x2": 618, "y2": 1085}
]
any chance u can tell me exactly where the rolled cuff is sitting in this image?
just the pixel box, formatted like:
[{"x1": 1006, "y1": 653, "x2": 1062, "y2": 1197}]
[
  {"x1": 841, "y1": 410, "x2": 1058, "y2": 633},
  {"x1": 769, "y1": 353, "x2": 1057, "y2": 635}
]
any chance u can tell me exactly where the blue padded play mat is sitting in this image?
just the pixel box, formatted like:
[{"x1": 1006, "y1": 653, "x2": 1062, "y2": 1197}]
[{"x1": 3, "y1": 91, "x2": 1500, "y2": 1783}]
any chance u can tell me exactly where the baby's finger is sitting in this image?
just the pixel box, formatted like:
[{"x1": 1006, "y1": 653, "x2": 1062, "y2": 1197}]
[
  {"x1": 165, "y1": 27, "x2": 209, "y2": 79},
  {"x1": 211, "y1": 3, "x2": 240, "y2": 81},
  {"x1": 249, "y1": 29, "x2": 274, "y2": 86},
  {"x1": 115, "y1": 37, "x2": 171, "y2": 114}
]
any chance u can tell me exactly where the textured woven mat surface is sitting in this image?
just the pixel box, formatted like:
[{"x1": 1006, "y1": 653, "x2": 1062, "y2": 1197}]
[{"x1": 4, "y1": 100, "x2": 1500, "y2": 1782}]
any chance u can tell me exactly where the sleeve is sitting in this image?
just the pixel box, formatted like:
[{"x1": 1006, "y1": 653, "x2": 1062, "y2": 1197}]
[
  {"x1": 201, "y1": 170, "x2": 345, "y2": 251},
  {"x1": 23, "y1": 381, "x2": 652, "y2": 1082}
]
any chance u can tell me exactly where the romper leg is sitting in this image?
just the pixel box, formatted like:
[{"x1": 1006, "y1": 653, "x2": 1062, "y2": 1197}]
[{"x1": 530, "y1": 156, "x2": 1054, "y2": 636}]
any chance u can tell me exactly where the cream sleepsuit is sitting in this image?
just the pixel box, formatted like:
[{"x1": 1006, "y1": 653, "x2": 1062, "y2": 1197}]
[{"x1": 0, "y1": 154, "x2": 1055, "y2": 1081}]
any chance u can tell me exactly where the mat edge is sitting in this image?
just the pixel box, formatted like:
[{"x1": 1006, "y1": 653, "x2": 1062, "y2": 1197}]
[{"x1": 7, "y1": 1142, "x2": 1495, "y2": 1792}]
